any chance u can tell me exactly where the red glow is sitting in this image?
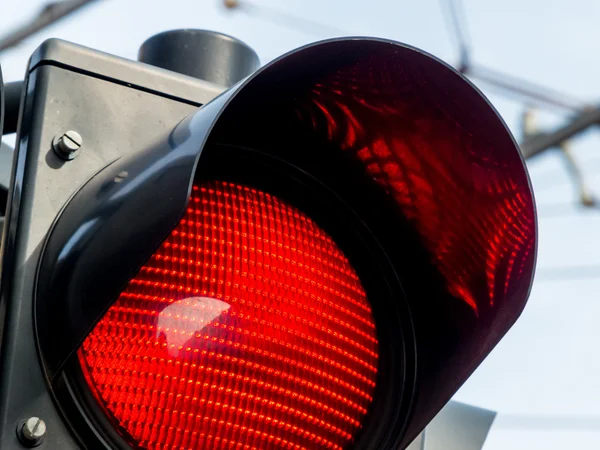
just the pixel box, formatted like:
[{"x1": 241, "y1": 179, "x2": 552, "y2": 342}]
[
  {"x1": 294, "y1": 60, "x2": 536, "y2": 316},
  {"x1": 78, "y1": 181, "x2": 378, "y2": 450}
]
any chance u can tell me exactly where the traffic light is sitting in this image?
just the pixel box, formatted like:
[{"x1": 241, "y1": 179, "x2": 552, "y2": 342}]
[{"x1": 0, "y1": 29, "x2": 536, "y2": 449}]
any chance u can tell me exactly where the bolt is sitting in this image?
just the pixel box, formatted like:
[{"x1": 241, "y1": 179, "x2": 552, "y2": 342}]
[
  {"x1": 52, "y1": 130, "x2": 82, "y2": 160},
  {"x1": 114, "y1": 170, "x2": 129, "y2": 183},
  {"x1": 18, "y1": 417, "x2": 46, "y2": 447}
]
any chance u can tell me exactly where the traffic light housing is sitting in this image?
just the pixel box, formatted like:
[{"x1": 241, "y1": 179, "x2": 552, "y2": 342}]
[{"x1": 0, "y1": 30, "x2": 536, "y2": 449}]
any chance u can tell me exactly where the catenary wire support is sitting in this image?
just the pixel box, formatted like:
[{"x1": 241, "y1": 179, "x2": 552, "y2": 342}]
[
  {"x1": 522, "y1": 106, "x2": 598, "y2": 206},
  {"x1": 560, "y1": 141, "x2": 596, "y2": 207},
  {"x1": 520, "y1": 106, "x2": 600, "y2": 159}
]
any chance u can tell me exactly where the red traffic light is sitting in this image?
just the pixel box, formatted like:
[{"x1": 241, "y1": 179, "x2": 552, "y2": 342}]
[
  {"x1": 181, "y1": 38, "x2": 537, "y2": 445},
  {"x1": 0, "y1": 32, "x2": 535, "y2": 450},
  {"x1": 78, "y1": 181, "x2": 379, "y2": 450}
]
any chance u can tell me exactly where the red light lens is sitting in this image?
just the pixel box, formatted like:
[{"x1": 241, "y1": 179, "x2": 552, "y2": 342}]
[{"x1": 78, "y1": 181, "x2": 378, "y2": 450}]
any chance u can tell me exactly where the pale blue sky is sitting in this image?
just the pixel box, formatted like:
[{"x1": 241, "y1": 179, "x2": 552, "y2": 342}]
[{"x1": 3, "y1": 1, "x2": 600, "y2": 448}]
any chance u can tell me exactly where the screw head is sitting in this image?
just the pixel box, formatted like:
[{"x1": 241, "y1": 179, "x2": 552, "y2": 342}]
[
  {"x1": 18, "y1": 417, "x2": 46, "y2": 447},
  {"x1": 53, "y1": 130, "x2": 82, "y2": 160}
]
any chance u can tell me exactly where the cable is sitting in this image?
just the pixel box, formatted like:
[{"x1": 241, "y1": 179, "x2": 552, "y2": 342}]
[
  {"x1": 228, "y1": 1, "x2": 588, "y2": 112},
  {"x1": 536, "y1": 202, "x2": 600, "y2": 218},
  {"x1": 534, "y1": 169, "x2": 600, "y2": 193},
  {"x1": 495, "y1": 414, "x2": 600, "y2": 431},
  {"x1": 535, "y1": 264, "x2": 600, "y2": 281},
  {"x1": 0, "y1": 0, "x2": 98, "y2": 54},
  {"x1": 227, "y1": 1, "x2": 348, "y2": 37},
  {"x1": 437, "y1": 0, "x2": 588, "y2": 112},
  {"x1": 468, "y1": 64, "x2": 589, "y2": 112},
  {"x1": 438, "y1": 0, "x2": 471, "y2": 70}
]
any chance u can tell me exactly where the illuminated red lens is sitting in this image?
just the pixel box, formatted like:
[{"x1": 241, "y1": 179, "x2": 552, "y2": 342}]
[{"x1": 78, "y1": 181, "x2": 378, "y2": 450}]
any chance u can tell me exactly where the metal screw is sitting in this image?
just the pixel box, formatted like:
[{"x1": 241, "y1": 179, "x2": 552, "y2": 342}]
[
  {"x1": 52, "y1": 130, "x2": 82, "y2": 160},
  {"x1": 114, "y1": 170, "x2": 129, "y2": 183},
  {"x1": 18, "y1": 417, "x2": 46, "y2": 447}
]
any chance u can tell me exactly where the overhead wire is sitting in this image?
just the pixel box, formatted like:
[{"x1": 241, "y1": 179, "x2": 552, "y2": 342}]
[
  {"x1": 535, "y1": 264, "x2": 600, "y2": 282},
  {"x1": 439, "y1": 0, "x2": 589, "y2": 112},
  {"x1": 532, "y1": 160, "x2": 600, "y2": 192},
  {"x1": 467, "y1": 64, "x2": 588, "y2": 112},
  {"x1": 438, "y1": 0, "x2": 471, "y2": 70},
  {"x1": 535, "y1": 202, "x2": 600, "y2": 218},
  {"x1": 438, "y1": 0, "x2": 600, "y2": 224},
  {"x1": 224, "y1": 1, "x2": 348, "y2": 37},
  {"x1": 226, "y1": 1, "x2": 600, "y2": 278},
  {"x1": 3, "y1": 1, "x2": 597, "y2": 278},
  {"x1": 0, "y1": 0, "x2": 98, "y2": 54},
  {"x1": 228, "y1": 1, "x2": 588, "y2": 112}
]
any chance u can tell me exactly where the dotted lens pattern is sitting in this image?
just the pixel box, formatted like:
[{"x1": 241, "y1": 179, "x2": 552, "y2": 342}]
[{"x1": 78, "y1": 181, "x2": 379, "y2": 450}]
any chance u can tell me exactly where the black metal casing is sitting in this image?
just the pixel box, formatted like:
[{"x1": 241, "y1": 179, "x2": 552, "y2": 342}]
[
  {"x1": 0, "y1": 33, "x2": 536, "y2": 450},
  {"x1": 0, "y1": 38, "x2": 225, "y2": 449},
  {"x1": 138, "y1": 29, "x2": 260, "y2": 88},
  {"x1": 32, "y1": 38, "x2": 420, "y2": 450}
]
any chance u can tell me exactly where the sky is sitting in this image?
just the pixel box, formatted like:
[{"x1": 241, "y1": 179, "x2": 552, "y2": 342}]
[{"x1": 3, "y1": 1, "x2": 600, "y2": 448}]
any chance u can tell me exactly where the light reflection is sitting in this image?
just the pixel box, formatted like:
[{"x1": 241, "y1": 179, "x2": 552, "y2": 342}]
[{"x1": 156, "y1": 296, "x2": 231, "y2": 357}]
